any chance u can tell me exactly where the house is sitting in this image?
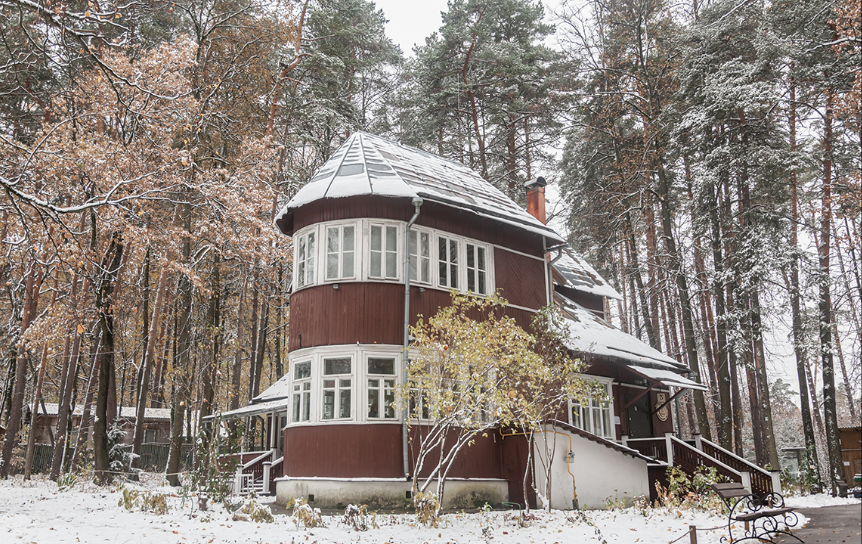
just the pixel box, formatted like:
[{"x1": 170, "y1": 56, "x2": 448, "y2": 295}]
[
  {"x1": 36, "y1": 403, "x2": 173, "y2": 447},
  {"x1": 839, "y1": 426, "x2": 861, "y2": 488},
  {"x1": 219, "y1": 132, "x2": 779, "y2": 509}
]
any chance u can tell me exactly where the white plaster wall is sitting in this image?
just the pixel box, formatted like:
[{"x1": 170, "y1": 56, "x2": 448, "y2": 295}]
[
  {"x1": 275, "y1": 478, "x2": 508, "y2": 510},
  {"x1": 532, "y1": 426, "x2": 650, "y2": 510}
]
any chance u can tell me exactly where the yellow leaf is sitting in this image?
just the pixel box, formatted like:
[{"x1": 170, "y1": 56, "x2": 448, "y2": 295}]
[{"x1": 77, "y1": 323, "x2": 85, "y2": 334}]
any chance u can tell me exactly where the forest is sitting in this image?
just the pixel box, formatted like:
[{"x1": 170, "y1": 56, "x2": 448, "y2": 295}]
[{"x1": 0, "y1": 0, "x2": 859, "y2": 495}]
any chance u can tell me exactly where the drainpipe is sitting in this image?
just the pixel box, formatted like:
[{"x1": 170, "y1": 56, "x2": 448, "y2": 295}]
[{"x1": 403, "y1": 197, "x2": 423, "y2": 479}]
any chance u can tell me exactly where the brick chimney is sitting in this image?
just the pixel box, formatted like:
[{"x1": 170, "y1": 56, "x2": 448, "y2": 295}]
[{"x1": 525, "y1": 176, "x2": 547, "y2": 224}]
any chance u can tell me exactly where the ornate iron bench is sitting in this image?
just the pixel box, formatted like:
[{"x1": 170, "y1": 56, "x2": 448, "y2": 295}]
[{"x1": 711, "y1": 482, "x2": 803, "y2": 543}]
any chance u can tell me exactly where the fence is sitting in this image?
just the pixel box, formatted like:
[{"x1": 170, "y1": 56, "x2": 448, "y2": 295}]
[{"x1": 23, "y1": 443, "x2": 194, "y2": 474}]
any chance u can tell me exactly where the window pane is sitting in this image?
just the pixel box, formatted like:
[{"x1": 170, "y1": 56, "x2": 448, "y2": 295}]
[
  {"x1": 302, "y1": 390, "x2": 310, "y2": 421},
  {"x1": 297, "y1": 262, "x2": 306, "y2": 287},
  {"x1": 343, "y1": 251, "x2": 354, "y2": 277},
  {"x1": 592, "y1": 406, "x2": 602, "y2": 435},
  {"x1": 294, "y1": 361, "x2": 311, "y2": 379},
  {"x1": 322, "y1": 389, "x2": 335, "y2": 420},
  {"x1": 343, "y1": 226, "x2": 354, "y2": 251},
  {"x1": 368, "y1": 382, "x2": 379, "y2": 418},
  {"x1": 371, "y1": 252, "x2": 381, "y2": 277},
  {"x1": 385, "y1": 226, "x2": 397, "y2": 251},
  {"x1": 438, "y1": 238, "x2": 447, "y2": 286},
  {"x1": 409, "y1": 254, "x2": 417, "y2": 281},
  {"x1": 421, "y1": 257, "x2": 429, "y2": 283},
  {"x1": 478, "y1": 271, "x2": 486, "y2": 294},
  {"x1": 292, "y1": 394, "x2": 300, "y2": 422},
  {"x1": 450, "y1": 263, "x2": 458, "y2": 288},
  {"x1": 384, "y1": 380, "x2": 396, "y2": 419},
  {"x1": 421, "y1": 233, "x2": 429, "y2": 257},
  {"x1": 327, "y1": 227, "x2": 339, "y2": 253},
  {"x1": 368, "y1": 358, "x2": 395, "y2": 375},
  {"x1": 327, "y1": 253, "x2": 338, "y2": 280},
  {"x1": 339, "y1": 387, "x2": 351, "y2": 419},
  {"x1": 449, "y1": 240, "x2": 458, "y2": 263},
  {"x1": 306, "y1": 233, "x2": 315, "y2": 284},
  {"x1": 571, "y1": 404, "x2": 581, "y2": 428},
  {"x1": 467, "y1": 245, "x2": 475, "y2": 268},
  {"x1": 324, "y1": 358, "x2": 351, "y2": 375},
  {"x1": 371, "y1": 226, "x2": 382, "y2": 251},
  {"x1": 385, "y1": 252, "x2": 397, "y2": 277}
]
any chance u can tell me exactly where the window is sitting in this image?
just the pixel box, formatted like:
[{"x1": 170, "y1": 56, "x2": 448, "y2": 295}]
[
  {"x1": 408, "y1": 389, "x2": 430, "y2": 420},
  {"x1": 292, "y1": 361, "x2": 311, "y2": 422},
  {"x1": 296, "y1": 231, "x2": 316, "y2": 288},
  {"x1": 438, "y1": 236, "x2": 459, "y2": 289},
  {"x1": 570, "y1": 381, "x2": 614, "y2": 439},
  {"x1": 325, "y1": 225, "x2": 356, "y2": 281},
  {"x1": 367, "y1": 358, "x2": 396, "y2": 419},
  {"x1": 144, "y1": 429, "x2": 156, "y2": 444},
  {"x1": 466, "y1": 244, "x2": 487, "y2": 295},
  {"x1": 322, "y1": 357, "x2": 352, "y2": 420},
  {"x1": 370, "y1": 225, "x2": 398, "y2": 279},
  {"x1": 409, "y1": 230, "x2": 431, "y2": 283}
]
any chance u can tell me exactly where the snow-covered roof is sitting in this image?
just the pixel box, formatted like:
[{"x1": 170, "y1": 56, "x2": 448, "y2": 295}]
[
  {"x1": 555, "y1": 293, "x2": 687, "y2": 373},
  {"x1": 553, "y1": 247, "x2": 622, "y2": 300},
  {"x1": 274, "y1": 132, "x2": 564, "y2": 244},
  {"x1": 253, "y1": 374, "x2": 291, "y2": 403},
  {"x1": 210, "y1": 399, "x2": 289, "y2": 420},
  {"x1": 41, "y1": 403, "x2": 172, "y2": 420},
  {"x1": 626, "y1": 366, "x2": 708, "y2": 392}
]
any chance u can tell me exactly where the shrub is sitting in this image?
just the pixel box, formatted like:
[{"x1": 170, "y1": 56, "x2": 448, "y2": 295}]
[
  {"x1": 288, "y1": 498, "x2": 324, "y2": 528},
  {"x1": 413, "y1": 490, "x2": 440, "y2": 527}
]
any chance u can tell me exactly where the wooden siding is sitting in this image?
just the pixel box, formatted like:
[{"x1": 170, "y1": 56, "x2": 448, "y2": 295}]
[
  {"x1": 494, "y1": 247, "x2": 547, "y2": 311},
  {"x1": 289, "y1": 283, "x2": 537, "y2": 350},
  {"x1": 290, "y1": 196, "x2": 545, "y2": 257},
  {"x1": 283, "y1": 423, "x2": 505, "y2": 480}
]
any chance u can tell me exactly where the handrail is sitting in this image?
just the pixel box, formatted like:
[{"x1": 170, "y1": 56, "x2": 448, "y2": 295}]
[
  {"x1": 243, "y1": 450, "x2": 274, "y2": 470},
  {"x1": 698, "y1": 437, "x2": 771, "y2": 477},
  {"x1": 669, "y1": 436, "x2": 742, "y2": 477},
  {"x1": 272, "y1": 456, "x2": 283, "y2": 467}
]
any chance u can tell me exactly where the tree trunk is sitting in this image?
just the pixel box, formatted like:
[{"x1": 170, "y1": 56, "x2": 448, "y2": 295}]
[
  {"x1": 788, "y1": 82, "x2": 821, "y2": 481},
  {"x1": 655, "y1": 161, "x2": 711, "y2": 439},
  {"x1": 93, "y1": 233, "x2": 124, "y2": 484},
  {"x1": 24, "y1": 281, "x2": 57, "y2": 478},
  {"x1": 0, "y1": 264, "x2": 39, "y2": 479},
  {"x1": 818, "y1": 90, "x2": 845, "y2": 493}
]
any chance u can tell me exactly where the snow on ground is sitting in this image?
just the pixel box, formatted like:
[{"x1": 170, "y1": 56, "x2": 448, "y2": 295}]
[
  {"x1": 784, "y1": 493, "x2": 862, "y2": 509},
  {"x1": 1, "y1": 475, "x2": 823, "y2": 544}
]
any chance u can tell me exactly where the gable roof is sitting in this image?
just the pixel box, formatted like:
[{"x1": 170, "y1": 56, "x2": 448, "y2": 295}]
[
  {"x1": 274, "y1": 132, "x2": 564, "y2": 244},
  {"x1": 553, "y1": 247, "x2": 622, "y2": 300}
]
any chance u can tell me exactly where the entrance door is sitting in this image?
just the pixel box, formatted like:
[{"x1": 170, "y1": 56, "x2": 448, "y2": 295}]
[{"x1": 626, "y1": 393, "x2": 653, "y2": 438}]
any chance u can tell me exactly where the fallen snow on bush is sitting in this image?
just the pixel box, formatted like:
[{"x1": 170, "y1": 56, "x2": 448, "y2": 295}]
[{"x1": 0, "y1": 476, "x2": 815, "y2": 544}]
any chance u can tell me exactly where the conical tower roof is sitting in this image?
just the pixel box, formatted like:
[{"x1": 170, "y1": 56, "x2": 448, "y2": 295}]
[{"x1": 274, "y1": 132, "x2": 563, "y2": 243}]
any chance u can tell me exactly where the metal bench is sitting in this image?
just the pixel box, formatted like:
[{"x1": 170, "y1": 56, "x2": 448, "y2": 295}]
[{"x1": 711, "y1": 482, "x2": 803, "y2": 543}]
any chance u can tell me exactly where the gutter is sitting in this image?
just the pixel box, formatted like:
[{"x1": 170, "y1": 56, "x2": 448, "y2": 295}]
[{"x1": 402, "y1": 197, "x2": 423, "y2": 479}]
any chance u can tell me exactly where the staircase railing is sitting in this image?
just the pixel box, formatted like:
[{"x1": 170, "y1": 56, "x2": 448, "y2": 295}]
[
  {"x1": 234, "y1": 450, "x2": 274, "y2": 495},
  {"x1": 625, "y1": 437, "x2": 668, "y2": 464},
  {"x1": 668, "y1": 435, "x2": 743, "y2": 486},
  {"x1": 696, "y1": 436, "x2": 779, "y2": 496}
]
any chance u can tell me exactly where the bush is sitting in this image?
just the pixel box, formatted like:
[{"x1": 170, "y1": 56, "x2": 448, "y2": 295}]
[
  {"x1": 655, "y1": 466, "x2": 725, "y2": 513},
  {"x1": 288, "y1": 498, "x2": 324, "y2": 528},
  {"x1": 233, "y1": 500, "x2": 274, "y2": 523},
  {"x1": 413, "y1": 490, "x2": 440, "y2": 527},
  {"x1": 341, "y1": 504, "x2": 376, "y2": 531}
]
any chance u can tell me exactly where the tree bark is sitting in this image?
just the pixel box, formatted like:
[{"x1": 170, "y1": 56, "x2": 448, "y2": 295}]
[{"x1": 0, "y1": 264, "x2": 39, "y2": 479}]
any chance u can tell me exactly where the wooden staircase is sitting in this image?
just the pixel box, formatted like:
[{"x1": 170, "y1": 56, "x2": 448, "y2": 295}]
[
  {"x1": 625, "y1": 433, "x2": 781, "y2": 497},
  {"x1": 234, "y1": 450, "x2": 282, "y2": 496}
]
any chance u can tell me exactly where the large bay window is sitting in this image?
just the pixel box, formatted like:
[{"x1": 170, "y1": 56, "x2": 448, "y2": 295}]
[
  {"x1": 322, "y1": 357, "x2": 352, "y2": 420},
  {"x1": 292, "y1": 361, "x2": 311, "y2": 422},
  {"x1": 367, "y1": 357, "x2": 396, "y2": 419},
  {"x1": 570, "y1": 380, "x2": 614, "y2": 440},
  {"x1": 370, "y1": 224, "x2": 399, "y2": 279},
  {"x1": 408, "y1": 230, "x2": 431, "y2": 284},
  {"x1": 296, "y1": 231, "x2": 316, "y2": 288},
  {"x1": 325, "y1": 225, "x2": 356, "y2": 281}
]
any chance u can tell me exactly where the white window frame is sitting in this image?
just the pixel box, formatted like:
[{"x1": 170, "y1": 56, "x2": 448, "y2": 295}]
[
  {"x1": 465, "y1": 242, "x2": 489, "y2": 295},
  {"x1": 323, "y1": 223, "x2": 357, "y2": 282},
  {"x1": 408, "y1": 227, "x2": 432, "y2": 285},
  {"x1": 437, "y1": 234, "x2": 460, "y2": 290},
  {"x1": 569, "y1": 376, "x2": 615, "y2": 440},
  {"x1": 365, "y1": 355, "x2": 398, "y2": 420},
  {"x1": 434, "y1": 233, "x2": 494, "y2": 296},
  {"x1": 367, "y1": 222, "x2": 400, "y2": 280},
  {"x1": 321, "y1": 356, "x2": 354, "y2": 421},
  {"x1": 291, "y1": 360, "x2": 312, "y2": 423},
  {"x1": 294, "y1": 228, "x2": 317, "y2": 289}
]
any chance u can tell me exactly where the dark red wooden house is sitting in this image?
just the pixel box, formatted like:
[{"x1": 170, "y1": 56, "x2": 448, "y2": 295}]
[{"x1": 219, "y1": 132, "x2": 781, "y2": 509}]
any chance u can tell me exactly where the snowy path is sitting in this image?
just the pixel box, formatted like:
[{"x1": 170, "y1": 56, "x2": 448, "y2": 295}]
[{"x1": 4, "y1": 477, "x2": 854, "y2": 544}]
